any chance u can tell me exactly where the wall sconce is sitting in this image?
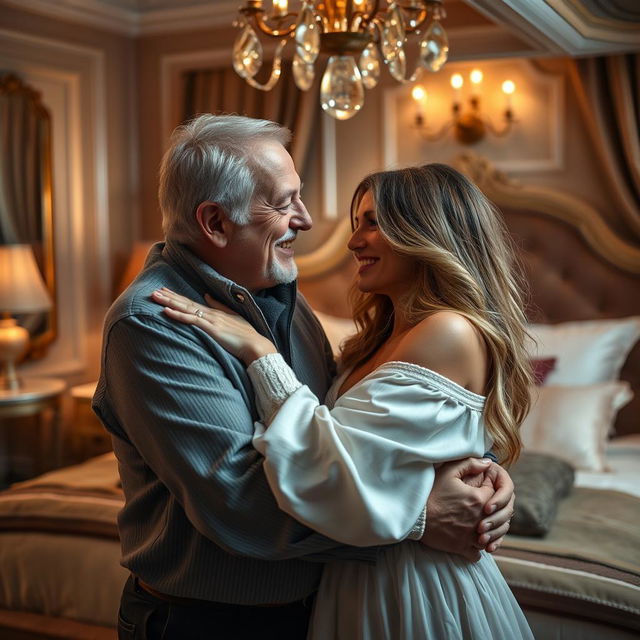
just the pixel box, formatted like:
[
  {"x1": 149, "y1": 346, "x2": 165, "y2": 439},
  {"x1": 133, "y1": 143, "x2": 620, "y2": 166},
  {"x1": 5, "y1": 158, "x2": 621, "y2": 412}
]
[
  {"x1": 413, "y1": 68, "x2": 516, "y2": 145},
  {"x1": 0, "y1": 245, "x2": 52, "y2": 390}
]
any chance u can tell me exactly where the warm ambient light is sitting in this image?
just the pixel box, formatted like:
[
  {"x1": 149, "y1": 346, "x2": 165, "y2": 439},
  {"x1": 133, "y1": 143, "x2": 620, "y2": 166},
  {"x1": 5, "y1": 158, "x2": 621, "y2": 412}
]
[
  {"x1": 469, "y1": 68, "x2": 483, "y2": 86},
  {"x1": 411, "y1": 85, "x2": 426, "y2": 102},
  {"x1": 233, "y1": 1, "x2": 449, "y2": 121},
  {"x1": 273, "y1": 0, "x2": 288, "y2": 16},
  {"x1": 450, "y1": 73, "x2": 463, "y2": 90},
  {"x1": 502, "y1": 80, "x2": 515, "y2": 95},
  {"x1": 413, "y1": 68, "x2": 517, "y2": 145}
]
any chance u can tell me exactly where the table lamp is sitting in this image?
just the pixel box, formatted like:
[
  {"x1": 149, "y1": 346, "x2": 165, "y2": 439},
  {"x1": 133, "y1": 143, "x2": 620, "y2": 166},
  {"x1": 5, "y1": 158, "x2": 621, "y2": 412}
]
[{"x1": 0, "y1": 244, "x2": 52, "y2": 390}]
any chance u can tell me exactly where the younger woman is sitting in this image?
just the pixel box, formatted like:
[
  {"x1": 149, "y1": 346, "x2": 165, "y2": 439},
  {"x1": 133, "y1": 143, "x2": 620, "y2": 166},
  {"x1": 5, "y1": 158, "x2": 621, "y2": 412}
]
[{"x1": 152, "y1": 164, "x2": 534, "y2": 639}]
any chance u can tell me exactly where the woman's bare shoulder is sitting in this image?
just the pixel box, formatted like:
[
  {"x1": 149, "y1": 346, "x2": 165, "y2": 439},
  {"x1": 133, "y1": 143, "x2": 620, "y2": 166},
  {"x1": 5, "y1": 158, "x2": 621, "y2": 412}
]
[{"x1": 390, "y1": 312, "x2": 485, "y2": 388}]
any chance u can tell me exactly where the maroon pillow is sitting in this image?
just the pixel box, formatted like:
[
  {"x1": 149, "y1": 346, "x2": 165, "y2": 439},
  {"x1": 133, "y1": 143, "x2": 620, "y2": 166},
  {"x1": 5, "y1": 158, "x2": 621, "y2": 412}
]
[{"x1": 531, "y1": 357, "x2": 557, "y2": 385}]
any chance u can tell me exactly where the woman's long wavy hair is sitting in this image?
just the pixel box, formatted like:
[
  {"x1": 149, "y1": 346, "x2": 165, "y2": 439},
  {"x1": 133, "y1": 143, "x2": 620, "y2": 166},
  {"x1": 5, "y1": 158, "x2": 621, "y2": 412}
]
[{"x1": 340, "y1": 164, "x2": 533, "y2": 466}]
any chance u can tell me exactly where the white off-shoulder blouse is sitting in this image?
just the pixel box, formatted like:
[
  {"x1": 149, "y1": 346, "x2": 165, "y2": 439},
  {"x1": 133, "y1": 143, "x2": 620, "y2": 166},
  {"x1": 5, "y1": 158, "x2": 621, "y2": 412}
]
[{"x1": 249, "y1": 355, "x2": 489, "y2": 547}]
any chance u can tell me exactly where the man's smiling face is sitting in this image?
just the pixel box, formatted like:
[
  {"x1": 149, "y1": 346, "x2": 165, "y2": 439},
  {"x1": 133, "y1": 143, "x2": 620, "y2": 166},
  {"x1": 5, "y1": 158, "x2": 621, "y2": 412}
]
[{"x1": 225, "y1": 140, "x2": 312, "y2": 292}]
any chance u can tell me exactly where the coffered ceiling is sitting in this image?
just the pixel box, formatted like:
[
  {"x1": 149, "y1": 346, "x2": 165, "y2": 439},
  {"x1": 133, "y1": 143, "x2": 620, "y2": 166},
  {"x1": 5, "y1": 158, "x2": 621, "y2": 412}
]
[{"x1": 2, "y1": 0, "x2": 638, "y2": 56}]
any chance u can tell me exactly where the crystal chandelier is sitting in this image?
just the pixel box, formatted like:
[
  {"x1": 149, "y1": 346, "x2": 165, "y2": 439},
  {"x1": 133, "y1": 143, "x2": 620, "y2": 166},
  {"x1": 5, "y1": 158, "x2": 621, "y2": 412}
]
[{"x1": 232, "y1": 1, "x2": 449, "y2": 121}]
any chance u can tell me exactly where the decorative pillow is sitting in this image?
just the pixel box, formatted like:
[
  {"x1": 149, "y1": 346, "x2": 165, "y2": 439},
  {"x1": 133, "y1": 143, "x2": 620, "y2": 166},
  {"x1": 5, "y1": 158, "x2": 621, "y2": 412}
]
[
  {"x1": 509, "y1": 452, "x2": 575, "y2": 536},
  {"x1": 520, "y1": 382, "x2": 633, "y2": 472},
  {"x1": 530, "y1": 357, "x2": 557, "y2": 385},
  {"x1": 526, "y1": 317, "x2": 640, "y2": 385}
]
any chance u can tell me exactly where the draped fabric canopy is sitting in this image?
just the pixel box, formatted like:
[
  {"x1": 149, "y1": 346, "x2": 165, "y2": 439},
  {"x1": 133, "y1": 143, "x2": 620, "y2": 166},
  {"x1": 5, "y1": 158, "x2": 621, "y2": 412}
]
[
  {"x1": 569, "y1": 54, "x2": 640, "y2": 243},
  {"x1": 182, "y1": 62, "x2": 319, "y2": 182}
]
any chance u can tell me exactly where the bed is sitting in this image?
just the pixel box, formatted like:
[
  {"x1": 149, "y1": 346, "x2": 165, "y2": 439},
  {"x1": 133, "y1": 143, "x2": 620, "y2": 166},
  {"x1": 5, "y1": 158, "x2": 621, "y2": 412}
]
[{"x1": 0, "y1": 153, "x2": 639, "y2": 639}]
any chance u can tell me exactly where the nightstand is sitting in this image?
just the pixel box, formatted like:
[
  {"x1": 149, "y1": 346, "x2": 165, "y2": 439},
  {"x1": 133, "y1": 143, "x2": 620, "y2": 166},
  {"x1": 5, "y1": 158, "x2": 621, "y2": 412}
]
[
  {"x1": 0, "y1": 377, "x2": 66, "y2": 480},
  {"x1": 70, "y1": 381, "x2": 111, "y2": 461}
]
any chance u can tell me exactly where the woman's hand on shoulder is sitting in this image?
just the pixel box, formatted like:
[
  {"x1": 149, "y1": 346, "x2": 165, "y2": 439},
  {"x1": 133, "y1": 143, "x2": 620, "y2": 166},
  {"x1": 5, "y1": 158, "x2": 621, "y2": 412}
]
[
  {"x1": 391, "y1": 312, "x2": 486, "y2": 392},
  {"x1": 151, "y1": 288, "x2": 277, "y2": 366}
]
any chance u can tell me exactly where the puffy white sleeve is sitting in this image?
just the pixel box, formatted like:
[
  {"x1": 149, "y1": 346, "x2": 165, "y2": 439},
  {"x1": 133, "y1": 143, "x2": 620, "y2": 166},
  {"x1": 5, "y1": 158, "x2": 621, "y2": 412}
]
[{"x1": 249, "y1": 354, "x2": 487, "y2": 547}]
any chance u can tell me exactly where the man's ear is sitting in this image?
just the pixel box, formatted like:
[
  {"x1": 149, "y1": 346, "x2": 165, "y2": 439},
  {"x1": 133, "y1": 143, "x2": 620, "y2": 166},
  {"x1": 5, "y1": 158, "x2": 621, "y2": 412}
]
[{"x1": 195, "y1": 201, "x2": 229, "y2": 248}]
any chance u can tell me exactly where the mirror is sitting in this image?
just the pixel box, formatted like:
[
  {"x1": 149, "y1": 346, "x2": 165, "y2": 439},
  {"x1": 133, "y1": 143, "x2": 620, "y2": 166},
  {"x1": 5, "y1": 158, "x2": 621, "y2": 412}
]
[{"x1": 0, "y1": 72, "x2": 56, "y2": 359}]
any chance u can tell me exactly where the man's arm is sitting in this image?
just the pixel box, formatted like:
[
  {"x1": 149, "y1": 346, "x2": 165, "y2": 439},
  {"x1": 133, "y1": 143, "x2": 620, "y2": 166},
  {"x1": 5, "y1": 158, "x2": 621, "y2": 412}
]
[
  {"x1": 99, "y1": 313, "x2": 370, "y2": 562},
  {"x1": 420, "y1": 458, "x2": 515, "y2": 561}
]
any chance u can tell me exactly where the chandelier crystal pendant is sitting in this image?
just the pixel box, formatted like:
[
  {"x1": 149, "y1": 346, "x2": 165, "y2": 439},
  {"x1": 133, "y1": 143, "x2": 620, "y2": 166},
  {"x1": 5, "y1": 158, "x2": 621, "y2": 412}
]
[{"x1": 232, "y1": 0, "x2": 449, "y2": 121}]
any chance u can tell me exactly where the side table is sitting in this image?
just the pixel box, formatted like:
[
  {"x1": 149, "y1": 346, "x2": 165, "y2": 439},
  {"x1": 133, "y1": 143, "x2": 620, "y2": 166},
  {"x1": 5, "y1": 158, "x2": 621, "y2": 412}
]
[{"x1": 0, "y1": 377, "x2": 66, "y2": 480}]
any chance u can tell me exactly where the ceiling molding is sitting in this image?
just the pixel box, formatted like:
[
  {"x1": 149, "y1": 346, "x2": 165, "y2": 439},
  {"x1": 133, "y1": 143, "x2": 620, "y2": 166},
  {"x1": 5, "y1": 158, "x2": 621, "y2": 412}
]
[
  {"x1": 0, "y1": 0, "x2": 238, "y2": 36},
  {"x1": 465, "y1": 0, "x2": 640, "y2": 56},
  {"x1": 547, "y1": 0, "x2": 640, "y2": 45},
  {"x1": 447, "y1": 24, "x2": 550, "y2": 60}
]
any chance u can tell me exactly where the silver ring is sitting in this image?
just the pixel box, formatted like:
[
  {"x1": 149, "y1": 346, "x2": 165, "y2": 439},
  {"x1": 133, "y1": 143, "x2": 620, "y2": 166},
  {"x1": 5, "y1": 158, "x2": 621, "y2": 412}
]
[{"x1": 194, "y1": 308, "x2": 204, "y2": 318}]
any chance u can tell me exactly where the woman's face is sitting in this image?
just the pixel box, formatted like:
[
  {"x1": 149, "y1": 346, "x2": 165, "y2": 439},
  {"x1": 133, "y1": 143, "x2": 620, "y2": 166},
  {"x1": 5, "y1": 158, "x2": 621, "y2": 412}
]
[{"x1": 348, "y1": 190, "x2": 416, "y2": 299}]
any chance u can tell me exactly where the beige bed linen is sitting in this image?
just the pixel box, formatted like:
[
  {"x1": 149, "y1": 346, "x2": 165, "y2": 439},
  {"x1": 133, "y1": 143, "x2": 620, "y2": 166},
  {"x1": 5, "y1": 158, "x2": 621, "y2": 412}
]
[
  {"x1": 0, "y1": 453, "x2": 126, "y2": 628},
  {"x1": 0, "y1": 531, "x2": 126, "y2": 627},
  {"x1": 495, "y1": 487, "x2": 640, "y2": 633}
]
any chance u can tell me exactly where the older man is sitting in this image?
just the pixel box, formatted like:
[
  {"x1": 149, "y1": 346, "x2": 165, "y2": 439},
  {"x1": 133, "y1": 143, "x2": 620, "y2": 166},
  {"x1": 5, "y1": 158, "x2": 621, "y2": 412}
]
[{"x1": 93, "y1": 114, "x2": 514, "y2": 640}]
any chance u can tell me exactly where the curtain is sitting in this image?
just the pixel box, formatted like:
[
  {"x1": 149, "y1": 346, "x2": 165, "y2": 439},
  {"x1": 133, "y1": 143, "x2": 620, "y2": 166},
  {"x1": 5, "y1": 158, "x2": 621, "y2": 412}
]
[
  {"x1": 182, "y1": 62, "x2": 319, "y2": 181},
  {"x1": 569, "y1": 55, "x2": 640, "y2": 242},
  {"x1": 0, "y1": 74, "x2": 43, "y2": 245}
]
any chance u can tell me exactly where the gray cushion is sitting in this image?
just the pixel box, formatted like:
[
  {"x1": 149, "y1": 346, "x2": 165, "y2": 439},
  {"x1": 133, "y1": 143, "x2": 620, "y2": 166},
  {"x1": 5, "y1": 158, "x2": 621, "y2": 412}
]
[{"x1": 509, "y1": 451, "x2": 575, "y2": 536}]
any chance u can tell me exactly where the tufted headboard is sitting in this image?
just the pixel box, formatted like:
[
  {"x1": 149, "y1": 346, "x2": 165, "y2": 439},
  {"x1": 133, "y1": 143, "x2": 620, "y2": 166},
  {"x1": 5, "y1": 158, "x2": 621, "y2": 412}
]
[{"x1": 297, "y1": 154, "x2": 640, "y2": 437}]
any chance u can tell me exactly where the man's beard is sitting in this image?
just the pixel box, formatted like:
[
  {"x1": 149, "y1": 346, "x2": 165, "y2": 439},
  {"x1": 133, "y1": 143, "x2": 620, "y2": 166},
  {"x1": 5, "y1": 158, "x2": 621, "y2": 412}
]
[
  {"x1": 268, "y1": 232, "x2": 298, "y2": 285},
  {"x1": 268, "y1": 256, "x2": 298, "y2": 285}
]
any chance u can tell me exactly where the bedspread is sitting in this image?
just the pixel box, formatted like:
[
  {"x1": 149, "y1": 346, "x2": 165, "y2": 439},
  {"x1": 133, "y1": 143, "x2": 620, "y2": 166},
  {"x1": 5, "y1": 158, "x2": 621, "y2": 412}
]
[
  {"x1": 496, "y1": 487, "x2": 640, "y2": 632},
  {"x1": 0, "y1": 454, "x2": 126, "y2": 627}
]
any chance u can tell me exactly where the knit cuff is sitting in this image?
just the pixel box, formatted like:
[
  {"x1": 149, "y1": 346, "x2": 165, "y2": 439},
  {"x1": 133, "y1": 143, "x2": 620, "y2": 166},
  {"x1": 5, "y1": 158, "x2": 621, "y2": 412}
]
[
  {"x1": 247, "y1": 353, "x2": 303, "y2": 423},
  {"x1": 406, "y1": 505, "x2": 427, "y2": 540}
]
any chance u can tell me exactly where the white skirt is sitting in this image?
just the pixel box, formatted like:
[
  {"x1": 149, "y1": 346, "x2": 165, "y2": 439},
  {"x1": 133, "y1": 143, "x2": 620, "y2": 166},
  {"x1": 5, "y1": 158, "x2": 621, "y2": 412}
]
[{"x1": 309, "y1": 543, "x2": 534, "y2": 640}]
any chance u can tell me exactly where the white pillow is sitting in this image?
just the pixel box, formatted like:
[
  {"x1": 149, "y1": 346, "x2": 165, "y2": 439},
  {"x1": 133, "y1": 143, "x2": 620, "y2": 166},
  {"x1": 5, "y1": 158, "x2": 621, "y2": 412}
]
[
  {"x1": 520, "y1": 382, "x2": 633, "y2": 472},
  {"x1": 526, "y1": 317, "x2": 640, "y2": 385}
]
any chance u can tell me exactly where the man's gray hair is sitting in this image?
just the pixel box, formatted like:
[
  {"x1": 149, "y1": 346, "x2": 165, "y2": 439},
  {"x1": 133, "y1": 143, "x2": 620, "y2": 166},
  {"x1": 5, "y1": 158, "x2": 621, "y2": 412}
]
[{"x1": 159, "y1": 114, "x2": 292, "y2": 243}]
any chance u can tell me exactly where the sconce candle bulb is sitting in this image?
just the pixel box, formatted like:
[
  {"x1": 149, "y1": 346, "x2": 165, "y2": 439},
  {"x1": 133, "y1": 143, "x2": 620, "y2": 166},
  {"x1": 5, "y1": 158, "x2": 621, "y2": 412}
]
[
  {"x1": 411, "y1": 85, "x2": 426, "y2": 101},
  {"x1": 469, "y1": 68, "x2": 483, "y2": 93},
  {"x1": 411, "y1": 85, "x2": 427, "y2": 123},
  {"x1": 502, "y1": 79, "x2": 515, "y2": 111}
]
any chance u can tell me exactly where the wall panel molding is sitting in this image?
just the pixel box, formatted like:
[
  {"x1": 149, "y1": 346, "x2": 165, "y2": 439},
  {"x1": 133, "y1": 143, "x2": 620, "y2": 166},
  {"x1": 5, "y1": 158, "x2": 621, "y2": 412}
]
[{"x1": 0, "y1": 28, "x2": 110, "y2": 379}]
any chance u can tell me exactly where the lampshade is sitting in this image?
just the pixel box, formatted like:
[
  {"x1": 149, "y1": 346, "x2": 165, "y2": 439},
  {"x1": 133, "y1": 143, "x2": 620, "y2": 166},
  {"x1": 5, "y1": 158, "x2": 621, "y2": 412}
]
[{"x1": 0, "y1": 244, "x2": 52, "y2": 313}]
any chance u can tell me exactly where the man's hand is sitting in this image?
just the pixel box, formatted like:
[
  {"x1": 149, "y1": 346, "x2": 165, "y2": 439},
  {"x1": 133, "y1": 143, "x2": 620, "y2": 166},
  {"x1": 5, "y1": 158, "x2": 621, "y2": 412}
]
[
  {"x1": 420, "y1": 458, "x2": 515, "y2": 561},
  {"x1": 477, "y1": 462, "x2": 515, "y2": 553}
]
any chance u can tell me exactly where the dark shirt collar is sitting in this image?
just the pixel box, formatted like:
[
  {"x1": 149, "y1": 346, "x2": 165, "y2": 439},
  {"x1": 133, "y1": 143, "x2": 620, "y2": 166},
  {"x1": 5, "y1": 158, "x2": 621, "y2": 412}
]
[{"x1": 155, "y1": 240, "x2": 296, "y2": 360}]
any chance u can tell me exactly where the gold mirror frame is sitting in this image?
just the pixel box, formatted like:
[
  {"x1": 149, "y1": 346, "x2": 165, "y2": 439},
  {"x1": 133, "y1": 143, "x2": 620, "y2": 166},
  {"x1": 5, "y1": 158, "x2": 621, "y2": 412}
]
[{"x1": 0, "y1": 73, "x2": 57, "y2": 360}]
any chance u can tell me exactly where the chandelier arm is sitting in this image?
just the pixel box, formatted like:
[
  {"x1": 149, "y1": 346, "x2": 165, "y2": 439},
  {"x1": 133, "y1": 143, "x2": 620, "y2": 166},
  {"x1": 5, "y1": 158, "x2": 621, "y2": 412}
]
[
  {"x1": 242, "y1": 39, "x2": 288, "y2": 91},
  {"x1": 398, "y1": 6, "x2": 430, "y2": 35},
  {"x1": 251, "y1": 11, "x2": 297, "y2": 38},
  {"x1": 357, "y1": 0, "x2": 381, "y2": 29},
  {"x1": 371, "y1": 17, "x2": 384, "y2": 43}
]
